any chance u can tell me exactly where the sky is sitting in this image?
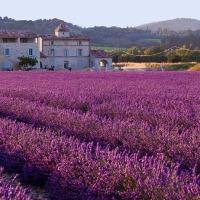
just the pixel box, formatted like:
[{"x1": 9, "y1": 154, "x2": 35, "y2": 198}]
[{"x1": 2, "y1": 0, "x2": 200, "y2": 27}]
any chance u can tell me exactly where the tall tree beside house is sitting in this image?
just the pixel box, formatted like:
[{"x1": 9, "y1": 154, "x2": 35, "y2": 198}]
[{"x1": 16, "y1": 56, "x2": 38, "y2": 71}]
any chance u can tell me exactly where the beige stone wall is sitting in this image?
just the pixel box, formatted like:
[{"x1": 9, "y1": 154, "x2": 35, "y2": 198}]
[
  {"x1": 43, "y1": 56, "x2": 89, "y2": 70},
  {"x1": 43, "y1": 45, "x2": 89, "y2": 57},
  {"x1": 55, "y1": 31, "x2": 70, "y2": 38},
  {"x1": 0, "y1": 41, "x2": 40, "y2": 69},
  {"x1": 43, "y1": 40, "x2": 89, "y2": 46},
  {"x1": 41, "y1": 39, "x2": 90, "y2": 69}
]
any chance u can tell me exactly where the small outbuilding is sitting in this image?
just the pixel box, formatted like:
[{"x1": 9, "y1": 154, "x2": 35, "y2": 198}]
[{"x1": 90, "y1": 50, "x2": 112, "y2": 71}]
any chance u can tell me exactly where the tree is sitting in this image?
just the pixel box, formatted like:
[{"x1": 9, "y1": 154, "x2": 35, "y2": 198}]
[
  {"x1": 166, "y1": 52, "x2": 181, "y2": 63},
  {"x1": 127, "y1": 47, "x2": 140, "y2": 55},
  {"x1": 17, "y1": 56, "x2": 38, "y2": 70},
  {"x1": 143, "y1": 46, "x2": 164, "y2": 55}
]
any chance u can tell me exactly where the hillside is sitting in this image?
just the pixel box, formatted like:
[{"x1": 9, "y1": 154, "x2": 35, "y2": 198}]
[
  {"x1": 0, "y1": 17, "x2": 82, "y2": 35},
  {"x1": 0, "y1": 17, "x2": 161, "y2": 47},
  {"x1": 137, "y1": 18, "x2": 200, "y2": 32},
  {"x1": 2, "y1": 17, "x2": 200, "y2": 48}
]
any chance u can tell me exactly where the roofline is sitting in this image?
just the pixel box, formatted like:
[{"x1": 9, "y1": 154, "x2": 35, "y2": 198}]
[
  {"x1": 42, "y1": 37, "x2": 90, "y2": 41},
  {"x1": 90, "y1": 54, "x2": 111, "y2": 58},
  {"x1": 0, "y1": 36, "x2": 37, "y2": 39},
  {"x1": 0, "y1": 30, "x2": 37, "y2": 39}
]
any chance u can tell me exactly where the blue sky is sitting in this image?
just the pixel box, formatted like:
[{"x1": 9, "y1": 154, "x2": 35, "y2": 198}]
[{"x1": 2, "y1": 0, "x2": 200, "y2": 27}]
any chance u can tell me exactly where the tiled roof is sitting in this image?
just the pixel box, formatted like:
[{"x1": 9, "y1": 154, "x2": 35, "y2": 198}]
[
  {"x1": 90, "y1": 50, "x2": 110, "y2": 58},
  {"x1": 40, "y1": 34, "x2": 90, "y2": 41},
  {"x1": 0, "y1": 30, "x2": 37, "y2": 38},
  {"x1": 55, "y1": 23, "x2": 69, "y2": 32}
]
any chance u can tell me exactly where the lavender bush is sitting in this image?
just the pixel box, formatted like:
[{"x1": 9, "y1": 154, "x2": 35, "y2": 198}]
[
  {"x1": 0, "y1": 71, "x2": 199, "y2": 199},
  {"x1": 0, "y1": 117, "x2": 198, "y2": 199}
]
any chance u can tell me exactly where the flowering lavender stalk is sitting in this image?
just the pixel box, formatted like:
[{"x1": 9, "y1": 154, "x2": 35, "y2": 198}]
[
  {"x1": 0, "y1": 71, "x2": 199, "y2": 199},
  {"x1": 0, "y1": 94, "x2": 199, "y2": 172},
  {"x1": 0, "y1": 118, "x2": 198, "y2": 199}
]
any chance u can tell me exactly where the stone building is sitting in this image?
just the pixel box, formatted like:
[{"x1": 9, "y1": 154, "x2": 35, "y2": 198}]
[
  {"x1": 39, "y1": 23, "x2": 113, "y2": 71},
  {"x1": 39, "y1": 23, "x2": 90, "y2": 70},
  {"x1": 0, "y1": 23, "x2": 112, "y2": 71},
  {"x1": 90, "y1": 50, "x2": 113, "y2": 71},
  {"x1": 0, "y1": 31, "x2": 40, "y2": 70}
]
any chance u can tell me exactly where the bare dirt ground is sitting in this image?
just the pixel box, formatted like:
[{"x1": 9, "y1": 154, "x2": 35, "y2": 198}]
[{"x1": 114, "y1": 62, "x2": 196, "y2": 71}]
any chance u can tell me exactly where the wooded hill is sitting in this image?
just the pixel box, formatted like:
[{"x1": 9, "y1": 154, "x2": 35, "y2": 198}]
[
  {"x1": 137, "y1": 18, "x2": 200, "y2": 32},
  {"x1": 2, "y1": 17, "x2": 200, "y2": 48}
]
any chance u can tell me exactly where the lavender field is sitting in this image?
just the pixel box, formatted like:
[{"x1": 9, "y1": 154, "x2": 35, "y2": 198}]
[{"x1": 0, "y1": 71, "x2": 200, "y2": 200}]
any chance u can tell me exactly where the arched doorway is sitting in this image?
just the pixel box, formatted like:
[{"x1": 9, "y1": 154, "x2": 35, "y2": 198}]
[{"x1": 99, "y1": 59, "x2": 109, "y2": 70}]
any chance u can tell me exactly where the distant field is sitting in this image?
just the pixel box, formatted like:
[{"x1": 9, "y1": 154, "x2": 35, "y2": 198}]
[
  {"x1": 92, "y1": 38, "x2": 161, "y2": 50},
  {"x1": 188, "y1": 63, "x2": 200, "y2": 71},
  {"x1": 139, "y1": 38, "x2": 162, "y2": 44},
  {"x1": 91, "y1": 46, "x2": 126, "y2": 52},
  {"x1": 114, "y1": 62, "x2": 198, "y2": 71}
]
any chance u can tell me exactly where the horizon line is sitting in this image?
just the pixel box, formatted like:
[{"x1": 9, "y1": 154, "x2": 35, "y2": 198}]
[{"x1": 1, "y1": 16, "x2": 200, "y2": 29}]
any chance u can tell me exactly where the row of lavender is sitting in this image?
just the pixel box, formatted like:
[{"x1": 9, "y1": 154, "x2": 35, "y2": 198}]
[
  {"x1": 0, "y1": 118, "x2": 199, "y2": 199},
  {"x1": 0, "y1": 72, "x2": 199, "y2": 199},
  {"x1": 0, "y1": 90, "x2": 198, "y2": 171}
]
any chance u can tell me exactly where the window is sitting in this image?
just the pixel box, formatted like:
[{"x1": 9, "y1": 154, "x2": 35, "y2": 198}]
[
  {"x1": 77, "y1": 49, "x2": 83, "y2": 56},
  {"x1": 90, "y1": 61, "x2": 94, "y2": 67},
  {"x1": 49, "y1": 49, "x2": 55, "y2": 56},
  {"x1": 4, "y1": 49, "x2": 10, "y2": 56},
  {"x1": 78, "y1": 41, "x2": 82, "y2": 46},
  {"x1": 3, "y1": 38, "x2": 17, "y2": 43},
  {"x1": 21, "y1": 38, "x2": 28, "y2": 43},
  {"x1": 21, "y1": 38, "x2": 34, "y2": 43},
  {"x1": 64, "y1": 49, "x2": 69, "y2": 57},
  {"x1": 64, "y1": 61, "x2": 70, "y2": 69},
  {"x1": 29, "y1": 48, "x2": 33, "y2": 56}
]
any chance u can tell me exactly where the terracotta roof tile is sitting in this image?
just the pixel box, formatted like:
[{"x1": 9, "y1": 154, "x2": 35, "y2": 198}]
[
  {"x1": 0, "y1": 30, "x2": 37, "y2": 38},
  {"x1": 90, "y1": 50, "x2": 110, "y2": 58},
  {"x1": 40, "y1": 34, "x2": 90, "y2": 41}
]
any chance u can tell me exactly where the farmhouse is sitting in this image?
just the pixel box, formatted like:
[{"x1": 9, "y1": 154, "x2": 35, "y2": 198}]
[
  {"x1": 0, "y1": 31, "x2": 40, "y2": 70},
  {"x1": 0, "y1": 23, "x2": 112, "y2": 71},
  {"x1": 39, "y1": 23, "x2": 112, "y2": 70},
  {"x1": 39, "y1": 24, "x2": 90, "y2": 70}
]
